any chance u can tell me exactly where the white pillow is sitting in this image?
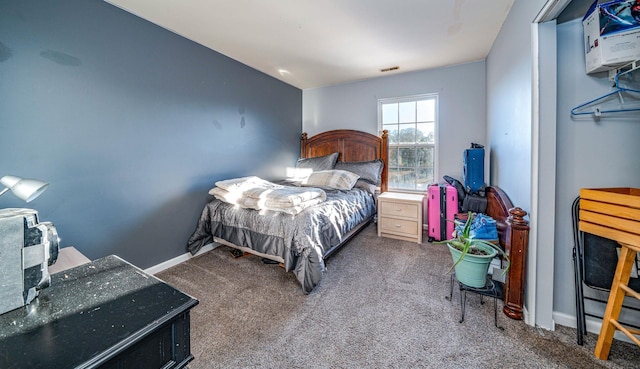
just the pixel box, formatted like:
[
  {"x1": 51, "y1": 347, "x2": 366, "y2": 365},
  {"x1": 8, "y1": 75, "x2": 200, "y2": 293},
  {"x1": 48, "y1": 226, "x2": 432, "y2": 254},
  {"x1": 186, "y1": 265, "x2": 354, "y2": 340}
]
[{"x1": 302, "y1": 170, "x2": 359, "y2": 190}]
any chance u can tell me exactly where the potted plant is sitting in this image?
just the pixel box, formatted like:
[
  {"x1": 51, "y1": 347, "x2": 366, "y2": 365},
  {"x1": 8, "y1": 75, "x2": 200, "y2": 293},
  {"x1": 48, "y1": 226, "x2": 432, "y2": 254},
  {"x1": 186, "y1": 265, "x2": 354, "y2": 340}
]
[{"x1": 437, "y1": 212, "x2": 510, "y2": 288}]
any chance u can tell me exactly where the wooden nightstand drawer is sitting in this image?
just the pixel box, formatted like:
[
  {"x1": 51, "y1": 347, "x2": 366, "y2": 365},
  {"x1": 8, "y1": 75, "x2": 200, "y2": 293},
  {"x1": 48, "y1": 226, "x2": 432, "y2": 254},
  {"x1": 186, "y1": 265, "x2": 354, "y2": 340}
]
[
  {"x1": 379, "y1": 217, "x2": 419, "y2": 237},
  {"x1": 379, "y1": 201, "x2": 419, "y2": 218}
]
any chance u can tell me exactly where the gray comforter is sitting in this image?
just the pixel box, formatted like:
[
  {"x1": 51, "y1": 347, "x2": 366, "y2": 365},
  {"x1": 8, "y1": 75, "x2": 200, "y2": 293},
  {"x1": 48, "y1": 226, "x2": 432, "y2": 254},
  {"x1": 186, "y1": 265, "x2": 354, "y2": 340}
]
[{"x1": 187, "y1": 187, "x2": 376, "y2": 294}]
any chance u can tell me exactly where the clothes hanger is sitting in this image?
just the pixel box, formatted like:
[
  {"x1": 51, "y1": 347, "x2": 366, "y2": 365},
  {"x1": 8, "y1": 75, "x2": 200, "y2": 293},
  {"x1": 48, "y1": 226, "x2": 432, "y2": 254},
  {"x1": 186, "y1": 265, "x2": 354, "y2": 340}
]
[
  {"x1": 570, "y1": 87, "x2": 640, "y2": 116},
  {"x1": 571, "y1": 60, "x2": 640, "y2": 117}
]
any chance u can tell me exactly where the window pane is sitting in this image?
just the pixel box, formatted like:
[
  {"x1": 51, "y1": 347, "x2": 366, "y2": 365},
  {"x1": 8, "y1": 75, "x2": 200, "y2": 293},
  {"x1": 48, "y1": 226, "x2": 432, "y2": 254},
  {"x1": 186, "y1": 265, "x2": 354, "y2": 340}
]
[
  {"x1": 388, "y1": 168, "x2": 405, "y2": 189},
  {"x1": 384, "y1": 124, "x2": 399, "y2": 144},
  {"x1": 417, "y1": 99, "x2": 435, "y2": 122},
  {"x1": 416, "y1": 123, "x2": 434, "y2": 144},
  {"x1": 389, "y1": 147, "x2": 399, "y2": 167},
  {"x1": 416, "y1": 147, "x2": 433, "y2": 167},
  {"x1": 379, "y1": 95, "x2": 437, "y2": 192},
  {"x1": 398, "y1": 147, "x2": 415, "y2": 167},
  {"x1": 399, "y1": 101, "x2": 415, "y2": 123},
  {"x1": 382, "y1": 104, "x2": 398, "y2": 124},
  {"x1": 396, "y1": 169, "x2": 416, "y2": 190},
  {"x1": 416, "y1": 167, "x2": 433, "y2": 190},
  {"x1": 397, "y1": 124, "x2": 416, "y2": 144}
]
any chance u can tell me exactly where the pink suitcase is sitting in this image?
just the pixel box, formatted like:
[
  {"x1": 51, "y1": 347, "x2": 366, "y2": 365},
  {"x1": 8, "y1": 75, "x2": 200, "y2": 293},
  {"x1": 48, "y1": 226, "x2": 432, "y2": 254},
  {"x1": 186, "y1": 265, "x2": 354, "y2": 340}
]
[{"x1": 427, "y1": 183, "x2": 458, "y2": 242}]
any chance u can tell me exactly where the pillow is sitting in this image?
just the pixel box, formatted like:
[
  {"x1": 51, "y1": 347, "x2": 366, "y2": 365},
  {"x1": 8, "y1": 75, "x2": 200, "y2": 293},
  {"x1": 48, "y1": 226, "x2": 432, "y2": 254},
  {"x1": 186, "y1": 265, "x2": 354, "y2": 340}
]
[
  {"x1": 286, "y1": 167, "x2": 313, "y2": 185},
  {"x1": 335, "y1": 159, "x2": 383, "y2": 185},
  {"x1": 302, "y1": 170, "x2": 359, "y2": 190},
  {"x1": 354, "y1": 179, "x2": 377, "y2": 195},
  {"x1": 296, "y1": 152, "x2": 339, "y2": 172}
]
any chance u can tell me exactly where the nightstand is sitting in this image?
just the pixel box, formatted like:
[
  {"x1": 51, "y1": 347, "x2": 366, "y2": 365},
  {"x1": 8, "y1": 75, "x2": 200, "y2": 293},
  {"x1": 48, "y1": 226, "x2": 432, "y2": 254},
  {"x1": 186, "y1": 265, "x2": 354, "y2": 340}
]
[
  {"x1": 0, "y1": 255, "x2": 198, "y2": 369},
  {"x1": 377, "y1": 192, "x2": 424, "y2": 243}
]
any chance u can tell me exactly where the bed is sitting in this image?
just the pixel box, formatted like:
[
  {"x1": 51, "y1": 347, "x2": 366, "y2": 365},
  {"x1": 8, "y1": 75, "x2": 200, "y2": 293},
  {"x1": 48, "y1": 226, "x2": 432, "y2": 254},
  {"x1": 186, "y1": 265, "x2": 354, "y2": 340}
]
[
  {"x1": 187, "y1": 129, "x2": 389, "y2": 294},
  {"x1": 485, "y1": 186, "x2": 530, "y2": 320}
]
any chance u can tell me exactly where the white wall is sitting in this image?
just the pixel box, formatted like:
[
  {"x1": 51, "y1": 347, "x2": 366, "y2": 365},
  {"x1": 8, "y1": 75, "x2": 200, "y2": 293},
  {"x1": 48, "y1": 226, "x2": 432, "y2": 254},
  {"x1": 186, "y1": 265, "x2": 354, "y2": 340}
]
[
  {"x1": 534, "y1": 19, "x2": 559, "y2": 331},
  {"x1": 554, "y1": 18, "x2": 640, "y2": 329},
  {"x1": 303, "y1": 61, "x2": 487, "y2": 184},
  {"x1": 486, "y1": 0, "x2": 553, "y2": 329},
  {"x1": 487, "y1": 0, "x2": 548, "y2": 209},
  {"x1": 488, "y1": 0, "x2": 640, "y2": 335}
]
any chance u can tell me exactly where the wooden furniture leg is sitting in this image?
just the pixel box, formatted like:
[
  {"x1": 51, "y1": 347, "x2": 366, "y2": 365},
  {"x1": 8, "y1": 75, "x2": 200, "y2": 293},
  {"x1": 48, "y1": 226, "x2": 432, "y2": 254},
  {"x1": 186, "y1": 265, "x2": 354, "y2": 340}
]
[
  {"x1": 503, "y1": 207, "x2": 529, "y2": 320},
  {"x1": 594, "y1": 243, "x2": 640, "y2": 360}
]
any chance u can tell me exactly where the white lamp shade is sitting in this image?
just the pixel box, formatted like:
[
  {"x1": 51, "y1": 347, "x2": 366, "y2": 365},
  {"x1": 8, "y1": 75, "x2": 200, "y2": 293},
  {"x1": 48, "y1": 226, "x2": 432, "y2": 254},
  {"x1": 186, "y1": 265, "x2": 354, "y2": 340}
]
[
  {"x1": 0, "y1": 175, "x2": 21, "y2": 188},
  {"x1": 0, "y1": 175, "x2": 49, "y2": 203}
]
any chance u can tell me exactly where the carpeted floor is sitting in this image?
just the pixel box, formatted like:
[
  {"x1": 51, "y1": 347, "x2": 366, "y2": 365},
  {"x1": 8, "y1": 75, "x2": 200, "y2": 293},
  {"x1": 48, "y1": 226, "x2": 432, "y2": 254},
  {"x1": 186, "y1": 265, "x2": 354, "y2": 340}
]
[{"x1": 157, "y1": 224, "x2": 640, "y2": 368}]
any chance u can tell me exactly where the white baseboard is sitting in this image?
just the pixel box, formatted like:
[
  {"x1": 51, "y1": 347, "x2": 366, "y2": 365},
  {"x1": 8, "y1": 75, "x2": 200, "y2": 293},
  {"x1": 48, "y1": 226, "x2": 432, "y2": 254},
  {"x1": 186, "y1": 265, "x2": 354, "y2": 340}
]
[
  {"x1": 523, "y1": 306, "x2": 533, "y2": 327},
  {"x1": 144, "y1": 243, "x2": 217, "y2": 275},
  {"x1": 553, "y1": 311, "x2": 636, "y2": 344},
  {"x1": 553, "y1": 311, "x2": 578, "y2": 330}
]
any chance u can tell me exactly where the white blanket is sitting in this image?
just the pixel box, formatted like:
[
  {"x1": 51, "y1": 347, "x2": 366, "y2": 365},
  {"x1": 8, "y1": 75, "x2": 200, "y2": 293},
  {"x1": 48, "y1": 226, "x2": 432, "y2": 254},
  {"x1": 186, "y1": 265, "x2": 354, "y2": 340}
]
[{"x1": 209, "y1": 176, "x2": 326, "y2": 215}]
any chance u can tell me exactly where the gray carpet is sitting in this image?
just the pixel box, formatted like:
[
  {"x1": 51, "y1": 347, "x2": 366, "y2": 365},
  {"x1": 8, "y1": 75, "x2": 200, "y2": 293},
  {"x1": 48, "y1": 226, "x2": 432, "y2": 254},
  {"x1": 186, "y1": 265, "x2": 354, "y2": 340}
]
[{"x1": 157, "y1": 224, "x2": 640, "y2": 368}]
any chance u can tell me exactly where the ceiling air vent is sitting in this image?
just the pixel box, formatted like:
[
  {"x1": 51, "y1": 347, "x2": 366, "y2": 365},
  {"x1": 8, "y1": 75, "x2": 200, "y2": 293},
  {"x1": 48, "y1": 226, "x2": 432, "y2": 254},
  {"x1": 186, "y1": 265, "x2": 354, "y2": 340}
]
[{"x1": 380, "y1": 66, "x2": 399, "y2": 72}]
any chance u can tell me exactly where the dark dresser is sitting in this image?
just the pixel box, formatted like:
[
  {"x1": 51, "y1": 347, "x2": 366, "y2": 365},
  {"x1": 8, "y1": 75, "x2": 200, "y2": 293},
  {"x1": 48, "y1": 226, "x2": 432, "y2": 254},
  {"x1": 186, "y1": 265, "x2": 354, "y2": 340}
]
[{"x1": 0, "y1": 255, "x2": 199, "y2": 369}]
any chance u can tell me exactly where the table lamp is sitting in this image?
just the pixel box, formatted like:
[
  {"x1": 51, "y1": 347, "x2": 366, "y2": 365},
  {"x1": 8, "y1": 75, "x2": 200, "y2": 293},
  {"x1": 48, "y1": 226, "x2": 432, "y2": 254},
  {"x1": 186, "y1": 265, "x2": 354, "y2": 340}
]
[{"x1": 0, "y1": 175, "x2": 49, "y2": 202}]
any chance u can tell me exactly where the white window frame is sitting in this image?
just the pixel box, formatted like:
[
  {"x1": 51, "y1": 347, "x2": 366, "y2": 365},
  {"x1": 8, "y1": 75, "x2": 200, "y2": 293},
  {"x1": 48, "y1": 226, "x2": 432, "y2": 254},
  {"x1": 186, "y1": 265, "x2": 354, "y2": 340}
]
[{"x1": 378, "y1": 93, "x2": 439, "y2": 193}]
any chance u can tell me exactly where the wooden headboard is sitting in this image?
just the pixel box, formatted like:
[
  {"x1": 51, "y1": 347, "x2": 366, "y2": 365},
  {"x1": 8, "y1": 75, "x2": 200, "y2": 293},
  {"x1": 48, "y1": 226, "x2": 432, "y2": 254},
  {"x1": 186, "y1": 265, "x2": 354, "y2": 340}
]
[
  {"x1": 301, "y1": 129, "x2": 389, "y2": 193},
  {"x1": 485, "y1": 186, "x2": 530, "y2": 320}
]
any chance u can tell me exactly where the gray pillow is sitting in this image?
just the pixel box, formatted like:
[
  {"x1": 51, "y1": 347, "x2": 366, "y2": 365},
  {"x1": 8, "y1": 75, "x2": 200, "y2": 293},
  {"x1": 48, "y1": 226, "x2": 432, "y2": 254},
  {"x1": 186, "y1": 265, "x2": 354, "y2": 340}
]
[
  {"x1": 335, "y1": 159, "x2": 383, "y2": 185},
  {"x1": 296, "y1": 152, "x2": 339, "y2": 171},
  {"x1": 354, "y1": 179, "x2": 377, "y2": 195}
]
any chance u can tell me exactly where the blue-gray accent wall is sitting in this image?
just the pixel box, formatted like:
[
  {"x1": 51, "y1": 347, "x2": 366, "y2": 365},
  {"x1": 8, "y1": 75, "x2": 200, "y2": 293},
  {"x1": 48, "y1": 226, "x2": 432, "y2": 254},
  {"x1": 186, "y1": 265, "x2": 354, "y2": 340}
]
[{"x1": 0, "y1": 0, "x2": 302, "y2": 268}]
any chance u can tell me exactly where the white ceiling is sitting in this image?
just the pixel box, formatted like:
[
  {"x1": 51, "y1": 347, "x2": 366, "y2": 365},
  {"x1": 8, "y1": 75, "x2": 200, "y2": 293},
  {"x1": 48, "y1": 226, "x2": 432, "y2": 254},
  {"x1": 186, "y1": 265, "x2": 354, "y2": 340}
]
[{"x1": 105, "y1": 0, "x2": 515, "y2": 89}]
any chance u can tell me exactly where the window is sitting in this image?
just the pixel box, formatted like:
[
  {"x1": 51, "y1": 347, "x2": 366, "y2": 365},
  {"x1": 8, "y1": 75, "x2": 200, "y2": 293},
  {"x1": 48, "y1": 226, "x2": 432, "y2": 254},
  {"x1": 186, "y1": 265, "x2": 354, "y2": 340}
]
[{"x1": 379, "y1": 94, "x2": 437, "y2": 192}]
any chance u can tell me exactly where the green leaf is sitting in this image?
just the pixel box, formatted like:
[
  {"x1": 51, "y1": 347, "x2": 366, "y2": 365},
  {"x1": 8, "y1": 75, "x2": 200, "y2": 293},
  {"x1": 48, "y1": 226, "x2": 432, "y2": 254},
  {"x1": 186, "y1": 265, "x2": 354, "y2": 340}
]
[{"x1": 439, "y1": 212, "x2": 511, "y2": 275}]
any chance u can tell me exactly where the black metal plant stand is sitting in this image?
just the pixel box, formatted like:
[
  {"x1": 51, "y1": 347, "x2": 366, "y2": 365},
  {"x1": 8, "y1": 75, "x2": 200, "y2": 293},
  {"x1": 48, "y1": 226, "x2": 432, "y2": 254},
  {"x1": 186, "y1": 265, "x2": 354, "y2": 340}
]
[{"x1": 447, "y1": 273, "x2": 504, "y2": 329}]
